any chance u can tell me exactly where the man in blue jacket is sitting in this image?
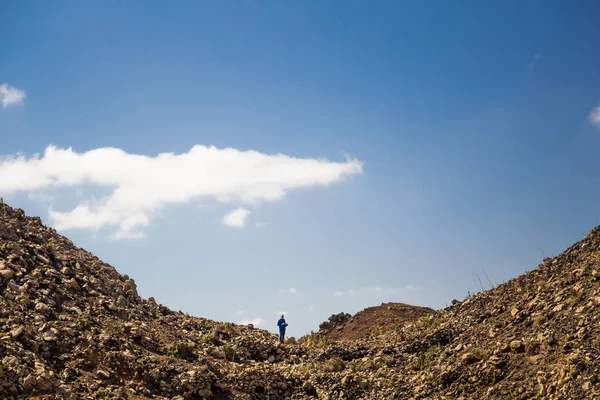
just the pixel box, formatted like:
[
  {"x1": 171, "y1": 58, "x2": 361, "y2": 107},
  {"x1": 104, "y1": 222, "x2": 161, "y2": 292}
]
[{"x1": 277, "y1": 314, "x2": 288, "y2": 343}]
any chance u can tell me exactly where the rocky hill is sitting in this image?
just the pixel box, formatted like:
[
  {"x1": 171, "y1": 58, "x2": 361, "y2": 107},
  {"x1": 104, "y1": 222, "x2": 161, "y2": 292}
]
[
  {"x1": 1, "y1": 200, "x2": 600, "y2": 399},
  {"x1": 313, "y1": 303, "x2": 436, "y2": 341}
]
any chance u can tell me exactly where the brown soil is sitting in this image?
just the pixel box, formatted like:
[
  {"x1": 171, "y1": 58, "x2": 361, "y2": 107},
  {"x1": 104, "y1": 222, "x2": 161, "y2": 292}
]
[{"x1": 317, "y1": 302, "x2": 437, "y2": 341}]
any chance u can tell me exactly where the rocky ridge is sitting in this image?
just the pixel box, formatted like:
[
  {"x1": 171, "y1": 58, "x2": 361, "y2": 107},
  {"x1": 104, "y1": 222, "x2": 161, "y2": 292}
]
[{"x1": 1, "y1": 201, "x2": 600, "y2": 399}]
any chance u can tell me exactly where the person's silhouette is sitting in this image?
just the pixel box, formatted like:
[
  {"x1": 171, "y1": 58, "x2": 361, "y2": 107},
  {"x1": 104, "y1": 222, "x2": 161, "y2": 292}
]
[{"x1": 277, "y1": 314, "x2": 288, "y2": 343}]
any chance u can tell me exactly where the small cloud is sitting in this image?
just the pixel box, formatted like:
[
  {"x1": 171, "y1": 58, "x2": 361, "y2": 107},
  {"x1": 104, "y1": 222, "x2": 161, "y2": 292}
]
[
  {"x1": 590, "y1": 105, "x2": 600, "y2": 126},
  {"x1": 222, "y1": 207, "x2": 250, "y2": 229},
  {"x1": 107, "y1": 212, "x2": 148, "y2": 240},
  {"x1": 333, "y1": 285, "x2": 422, "y2": 298},
  {"x1": 235, "y1": 310, "x2": 245, "y2": 315},
  {"x1": 278, "y1": 287, "x2": 301, "y2": 297},
  {"x1": 110, "y1": 230, "x2": 146, "y2": 240},
  {"x1": 0, "y1": 83, "x2": 26, "y2": 108},
  {"x1": 527, "y1": 52, "x2": 544, "y2": 72},
  {"x1": 237, "y1": 317, "x2": 264, "y2": 327},
  {"x1": 256, "y1": 221, "x2": 268, "y2": 228},
  {"x1": 308, "y1": 305, "x2": 315, "y2": 312}
]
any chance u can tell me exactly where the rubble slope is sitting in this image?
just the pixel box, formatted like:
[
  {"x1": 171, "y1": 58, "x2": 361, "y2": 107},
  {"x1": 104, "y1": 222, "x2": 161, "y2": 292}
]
[
  {"x1": 313, "y1": 303, "x2": 436, "y2": 341},
  {"x1": 1, "y1": 201, "x2": 600, "y2": 400}
]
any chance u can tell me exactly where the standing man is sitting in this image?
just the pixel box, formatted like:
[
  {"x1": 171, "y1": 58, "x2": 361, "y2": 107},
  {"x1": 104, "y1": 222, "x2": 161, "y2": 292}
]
[{"x1": 277, "y1": 314, "x2": 288, "y2": 344}]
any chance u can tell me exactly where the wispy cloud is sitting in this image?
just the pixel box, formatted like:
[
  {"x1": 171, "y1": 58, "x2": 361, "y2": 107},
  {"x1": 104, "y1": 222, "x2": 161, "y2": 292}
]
[
  {"x1": 278, "y1": 287, "x2": 301, "y2": 297},
  {"x1": 237, "y1": 317, "x2": 264, "y2": 327},
  {"x1": 111, "y1": 230, "x2": 146, "y2": 240},
  {"x1": 527, "y1": 52, "x2": 544, "y2": 72},
  {"x1": 0, "y1": 145, "x2": 363, "y2": 239},
  {"x1": 222, "y1": 207, "x2": 250, "y2": 229},
  {"x1": 590, "y1": 105, "x2": 600, "y2": 126},
  {"x1": 27, "y1": 191, "x2": 55, "y2": 204},
  {"x1": 333, "y1": 285, "x2": 422, "y2": 298},
  {"x1": 0, "y1": 83, "x2": 26, "y2": 108},
  {"x1": 308, "y1": 305, "x2": 315, "y2": 312},
  {"x1": 235, "y1": 310, "x2": 245, "y2": 316},
  {"x1": 255, "y1": 221, "x2": 268, "y2": 228}
]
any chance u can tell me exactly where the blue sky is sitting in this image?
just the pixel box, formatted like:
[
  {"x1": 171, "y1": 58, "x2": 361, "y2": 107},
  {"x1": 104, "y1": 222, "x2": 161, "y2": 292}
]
[{"x1": 1, "y1": 1, "x2": 600, "y2": 334}]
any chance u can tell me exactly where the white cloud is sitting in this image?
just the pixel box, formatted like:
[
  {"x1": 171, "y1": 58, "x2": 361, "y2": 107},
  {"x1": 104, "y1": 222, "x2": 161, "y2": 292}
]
[
  {"x1": 590, "y1": 105, "x2": 600, "y2": 126},
  {"x1": 333, "y1": 285, "x2": 422, "y2": 298},
  {"x1": 256, "y1": 221, "x2": 268, "y2": 228},
  {"x1": 0, "y1": 83, "x2": 26, "y2": 108},
  {"x1": 237, "y1": 317, "x2": 264, "y2": 327},
  {"x1": 222, "y1": 207, "x2": 250, "y2": 229},
  {"x1": 235, "y1": 310, "x2": 245, "y2": 316},
  {"x1": 110, "y1": 229, "x2": 146, "y2": 240},
  {"x1": 0, "y1": 145, "x2": 363, "y2": 238},
  {"x1": 278, "y1": 287, "x2": 301, "y2": 297},
  {"x1": 308, "y1": 305, "x2": 315, "y2": 312}
]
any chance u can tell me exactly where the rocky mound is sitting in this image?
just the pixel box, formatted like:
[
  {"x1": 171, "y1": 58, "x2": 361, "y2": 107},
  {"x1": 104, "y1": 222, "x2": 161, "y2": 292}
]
[
  {"x1": 0, "y1": 202, "x2": 309, "y2": 399},
  {"x1": 359, "y1": 225, "x2": 600, "y2": 399},
  {"x1": 314, "y1": 303, "x2": 436, "y2": 341},
  {"x1": 1, "y1": 200, "x2": 600, "y2": 399}
]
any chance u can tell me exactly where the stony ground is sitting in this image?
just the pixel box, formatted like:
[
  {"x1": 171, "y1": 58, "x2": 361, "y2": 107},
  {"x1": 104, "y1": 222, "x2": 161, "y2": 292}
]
[
  {"x1": 312, "y1": 303, "x2": 436, "y2": 342},
  {"x1": 1, "y1": 201, "x2": 600, "y2": 399}
]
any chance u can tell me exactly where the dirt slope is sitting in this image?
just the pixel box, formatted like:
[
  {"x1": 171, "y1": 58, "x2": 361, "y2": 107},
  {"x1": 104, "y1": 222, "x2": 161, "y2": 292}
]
[
  {"x1": 315, "y1": 303, "x2": 436, "y2": 341},
  {"x1": 2, "y1": 200, "x2": 600, "y2": 399},
  {"x1": 363, "y1": 225, "x2": 600, "y2": 399}
]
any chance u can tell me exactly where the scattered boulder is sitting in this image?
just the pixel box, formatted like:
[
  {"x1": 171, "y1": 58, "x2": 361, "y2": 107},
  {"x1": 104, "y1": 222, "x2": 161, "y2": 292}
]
[
  {"x1": 43, "y1": 330, "x2": 57, "y2": 342},
  {"x1": 10, "y1": 326, "x2": 24, "y2": 338},
  {"x1": 461, "y1": 352, "x2": 478, "y2": 364},
  {"x1": 510, "y1": 340, "x2": 524, "y2": 352},
  {"x1": 0, "y1": 268, "x2": 14, "y2": 280}
]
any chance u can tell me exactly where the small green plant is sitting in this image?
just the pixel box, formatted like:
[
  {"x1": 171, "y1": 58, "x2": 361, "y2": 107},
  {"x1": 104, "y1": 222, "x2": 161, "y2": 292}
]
[
  {"x1": 301, "y1": 331, "x2": 333, "y2": 348},
  {"x1": 45, "y1": 243, "x2": 56, "y2": 258},
  {"x1": 472, "y1": 348, "x2": 486, "y2": 359},
  {"x1": 215, "y1": 322, "x2": 238, "y2": 336},
  {"x1": 222, "y1": 344, "x2": 237, "y2": 361},
  {"x1": 285, "y1": 337, "x2": 297, "y2": 345},
  {"x1": 407, "y1": 345, "x2": 441, "y2": 371},
  {"x1": 525, "y1": 341, "x2": 540, "y2": 356},
  {"x1": 323, "y1": 357, "x2": 344, "y2": 372},
  {"x1": 565, "y1": 290, "x2": 584, "y2": 306},
  {"x1": 532, "y1": 315, "x2": 546, "y2": 328},
  {"x1": 172, "y1": 341, "x2": 196, "y2": 360},
  {"x1": 201, "y1": 329, "x2": 220, "y2": 345},
  {"x1": 352, "y1": 359, "x2": 375, "y2": 372}
]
